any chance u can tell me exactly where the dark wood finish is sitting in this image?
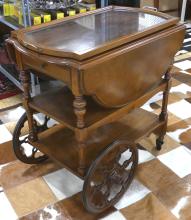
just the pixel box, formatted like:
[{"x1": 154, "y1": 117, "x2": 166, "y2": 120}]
[
  {"x1": 73, "y1": 95, "x2": 87, "y2": 129},
  {"x1": 28, "y1": 108, "x2": 165, "y2": 179},
  {"x1": 9, "y1": 13, "x2": 184, "y2": 107},
  {"x1": 154, "y1": 0, "x2": 159, "y2": 9},
  {"x1": 8, "y1": 6, "x2": 185, "y2": 213},
  {"x1": 156, "y1": 66, "x2": 172, "y2": 150},
  {"x1": 14, "y1": 6, "x2": 179, "y2": 60},
  {"x1": 12, "y1": 112, "x2": 49, "y2": 164},
  {"x1": 28, "y1": 81, "x2": 166, "y2": 131},
  {"x1": 83, "y1": 141, "x2": 138, "y2": 213},
  {"x1": 20, "y1": 70, "x2": 37, "y2": 142}
]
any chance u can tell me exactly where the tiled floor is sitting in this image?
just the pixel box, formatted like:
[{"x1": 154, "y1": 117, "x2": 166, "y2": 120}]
[{"x1": 1, "y1": 25, "x2": 191, "y2": 220}]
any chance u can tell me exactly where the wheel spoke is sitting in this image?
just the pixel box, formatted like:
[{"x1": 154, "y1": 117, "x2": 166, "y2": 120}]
[
  {"x1": 122, "y1": 156, "x2": 133, "y2": 169},
  {"x1": 31, "y1": 147, "x2": 38, "y2": 158},
  {"x1": 83, "y1": 141, "x2": 138, "y2": 213},
  {"x1": 19, "y1": 136, "x2": 29, "y2": 144},
  {"x1": 44, "y1": 116, "x2": 50, "y2": 126},
  {"x1": 13, "y1": 112, "x2": 48, "y2": 164}
]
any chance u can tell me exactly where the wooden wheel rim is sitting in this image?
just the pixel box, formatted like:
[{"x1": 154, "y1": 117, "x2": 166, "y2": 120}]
[
  {"x1": 13, "y1": 112, "x2": 49, "y2": 164},
  {"x1": 82, "y1": 140, "x2": 138, "y2": 214}
]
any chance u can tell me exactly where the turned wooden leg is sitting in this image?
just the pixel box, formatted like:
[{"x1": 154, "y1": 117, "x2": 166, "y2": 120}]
[
  {"x1": 159, "y1": 71, "x2": 171, "y2": 122},
  {"x1": 20, "y1": 70, "x2": 37, "y2": 142},
  {"x1": 77, "y1": 141, "x2": 87, "y2": 175},
  {"x1": 73, "y1": 95, "x2": 87, "y2": 175},
  {"x1": 156, "y1": 126, "x2": 166, "y2": 151},
  {"x1": 73, "y1": 95, "x2": 87, "y2": 128},
  {"x1": 156, "y1": 69, "x2": 171, "y2": 151}
]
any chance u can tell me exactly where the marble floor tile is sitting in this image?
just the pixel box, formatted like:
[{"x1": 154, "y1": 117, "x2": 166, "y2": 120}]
[
  {"x1": 0, "y1": 186, "x2": 3, "y2": 192},
  {"x1": 149, "y1": 102, "x2": 161, "y2": 110},
  {"x1": 171, "y1": 65, "x2": 181, "y2": 73},
  {"x1": 186, "y1": 68, "x2": 191, "y2": 74},
  {"x1": 184, "y1": 141, "x2": 191, "y2": 151},
  {"x1": 141, "y1": 104, "x2": 154, "y2": 112},
  {"x1": 179, "y1": 70, "x2": 191, "y2": 75},
  {"x1": 183, "y1": 172, "x2": 191, "y2": 185},
  {"x1": 167, "y1": 118, "x2": 190, "y2": 133},
  {"x1": 174, "y1": 53, "x2": 191, "y2": 62},
  {"x1": 0, "y1": 94, "x2": 22, "y2": 112},
  {"x1": 170, "y1": 83, "x2": 191, "y2": 99},
  {"x1": 4, "y1": 121, "x2": 17, "y2": 134},
  {"x1": 0, "y1": 124, "x2": 12, "y2": 144},
  {"x1": 166, "y1": 113, "x2": 186, "y2": 127},
  {"x1": 43, "y1": 168, "x2": 84, "y2": 200},
  {"x1": 0, "y1": 141, "x2": 16, "y2": 164},
  {"x1": 0, "y1": 192, "x2": 18, "y2": 220},
  {"x1": 167, "y1": 124, "x2": 191, "y2": 145},
  {"x1": 171, "y1": 78, "x2": 182, "y2": 87},
  {"x1": 154, "y1": 181, "x2": 191, "y2": 219},
  {"x1": 153, "y1": 108, "x2": 182, "y2": 127},
  {"x1": 156, "y1": 93, "x2": 182, "y2": 107},
  {"x1": 158, "y1": 146, "x2": 191, "y2": 178},
  {"x1": 141, "y1": 101, "x2": 161, "y2": 113},
  {"x1": 174, "y1": 60, "x2": 191, "y2": 70},
  {"x1": 5, "y1": 177, "x2": 57, "y2": 217},
  {"x1": 185, "y1": 96, "x2": 191, "y2": 104},
  {"x1": 171, "y1": 80, "x2": 191, "y2": 90},
  {"x1": 175, "y1": 50, "x2": 188, "y2": 56},
  {"x1": 168, "y1": 100, "x2": 191, "y2": 120},
  {"x1": 138, "y1": 148, "x2": 155, "y2": 164},
  {"x1": 114, "y1": 178, "x2": 150, "y2": 210},
  {"x1": 100, "y1": 211, "x2": 126, "y2": 220},
  {"x1": 121, "y1": 193, "x2": 177, "y2": 220},
  {"x1": 139, "y1": 133, "x2": 180, "y2": 156},
  {"x1": 143, "y1": 92, "x2": 163, "y2": 106},
  {"x1": 33, "y1": 113, "x2": 58, "y2": 127},
  {"x1": 19, "y1": 193, "x2": 116, "y2": 220},
  {"x1": 176, "y1": 126, "x2": 191, "y2": 145},
  {"x1": 185, "y1": 23, "x2": 191, "y2": 28},
  {"x1": 172, "y1": 72, "x2": 191, "y2": 86},
  {"x1": 153, "y1": 105, "x2": 182, "y2": 127},
  {"x1": 1, "y1": 159, "x2": 60, "y2": 190},
  {"x1": 0, "y1": 106, "x2": 25, "y2": 124},
  {"x1": 176, "y1": 50, "x2": 189, "y2": 56},
  {"x1": 184, "y1": 38, "x2": 191, "y2": 43},
  {"x1": 136, "y1": 159, "x2": 181, "y2": 192}
]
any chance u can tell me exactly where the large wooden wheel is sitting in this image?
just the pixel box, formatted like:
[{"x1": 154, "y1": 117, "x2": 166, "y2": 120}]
[
  {"x1": 82, "y1": 140, "x2": 138, "y2": 213},
  {"x1": 13, "y1": 112, "x2": 50, "y2": 164}
]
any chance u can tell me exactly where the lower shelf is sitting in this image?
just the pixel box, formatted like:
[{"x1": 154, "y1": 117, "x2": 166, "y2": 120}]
[{"x1": 31, "y1": 108, "x2": 165, "y2": 179}]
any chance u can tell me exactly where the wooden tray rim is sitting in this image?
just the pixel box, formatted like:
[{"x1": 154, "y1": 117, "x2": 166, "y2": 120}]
[{"x1": 12, "y1": 6, "x2": 179, "y2": 61}]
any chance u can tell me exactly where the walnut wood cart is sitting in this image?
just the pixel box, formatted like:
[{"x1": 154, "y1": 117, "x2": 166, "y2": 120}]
[{"x1": 6, "y1": 6, "x2": 185, "y2": 213}]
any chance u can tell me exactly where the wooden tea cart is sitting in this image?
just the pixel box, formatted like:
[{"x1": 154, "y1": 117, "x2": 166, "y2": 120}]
[{"x1": 6, "y1": 6, "x2": 185, "y2": 213}]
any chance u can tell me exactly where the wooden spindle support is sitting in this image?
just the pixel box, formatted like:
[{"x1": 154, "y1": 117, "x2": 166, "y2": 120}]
[
  {"x1": 73, "y1": 95, "x2": 87, "y2": 129},
  {"x1": 156, "y1": 66, "x2": 172, "y2": 150},
  {"x1": 159, "y1": 69, "x2": 171, "y2": 122},
  {"x1": 20, "y1": 70, "x2": 37, "y2": 142},
  {"x1": 73, "y1": 95, "x2": 87, "y2": 175}
]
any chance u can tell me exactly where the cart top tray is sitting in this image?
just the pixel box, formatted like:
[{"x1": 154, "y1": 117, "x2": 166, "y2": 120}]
[
  {"x1": 13, "y1": 6, "x2": 178, "y2": 60},
  {"x1": 8, "y1": 6, "x2": 185, "y2": 108}
]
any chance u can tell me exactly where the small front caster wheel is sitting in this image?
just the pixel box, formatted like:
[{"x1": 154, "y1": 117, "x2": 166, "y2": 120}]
[
  {"x1": 13, "y1": 112, "x2": 50, "y2": 164},
  {"x1": 82, "y1": 140, "x2": 138, "y2": 213}
]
